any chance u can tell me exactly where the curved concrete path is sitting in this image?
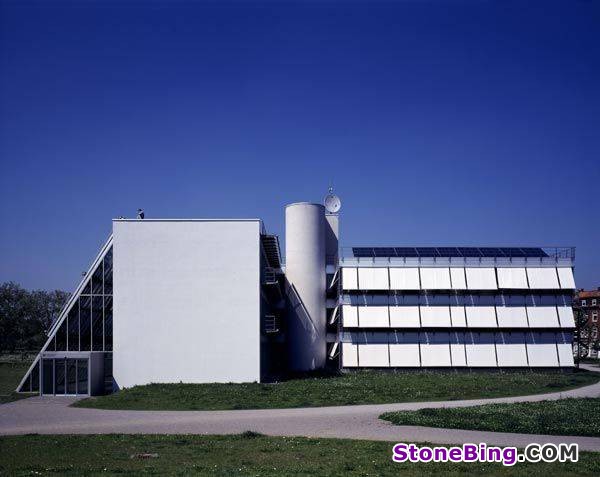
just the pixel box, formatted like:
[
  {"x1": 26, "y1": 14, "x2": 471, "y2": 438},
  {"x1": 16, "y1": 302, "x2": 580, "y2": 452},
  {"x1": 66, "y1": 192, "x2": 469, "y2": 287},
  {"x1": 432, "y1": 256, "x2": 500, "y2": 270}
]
[{"x1": 1, "y1": 364, "x2": 599, "y2": 451}]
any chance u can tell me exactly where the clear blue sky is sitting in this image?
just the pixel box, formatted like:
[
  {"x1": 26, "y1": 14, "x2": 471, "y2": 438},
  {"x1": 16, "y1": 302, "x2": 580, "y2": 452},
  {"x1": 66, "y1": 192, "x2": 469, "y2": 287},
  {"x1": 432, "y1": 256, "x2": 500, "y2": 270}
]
[{"x1": 1, "y1": 1, "x2": 598, "y2": 291}]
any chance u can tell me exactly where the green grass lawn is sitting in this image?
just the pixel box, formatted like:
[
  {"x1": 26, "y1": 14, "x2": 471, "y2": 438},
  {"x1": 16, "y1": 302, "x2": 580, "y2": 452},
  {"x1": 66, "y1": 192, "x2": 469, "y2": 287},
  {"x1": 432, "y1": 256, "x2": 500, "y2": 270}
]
[
  {"x1": 74, "y1": 370, "x2": 600, "y2": 411},
  {"x1": 1, "y1": 434, "x2": 599, "y2": 476},
  {"x1": 380, "y1": 398, "x2": 600, "y2": 437},
  {"x1": 0, "y1": 359, "x2": 35, "y2": 404}
]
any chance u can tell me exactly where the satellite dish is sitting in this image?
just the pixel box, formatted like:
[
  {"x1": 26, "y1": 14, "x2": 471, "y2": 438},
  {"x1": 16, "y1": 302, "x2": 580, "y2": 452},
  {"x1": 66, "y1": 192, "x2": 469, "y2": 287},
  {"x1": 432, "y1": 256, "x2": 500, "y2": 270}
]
[{"x1": 324, "y1": 192, "x2": 341, "y2": 214}]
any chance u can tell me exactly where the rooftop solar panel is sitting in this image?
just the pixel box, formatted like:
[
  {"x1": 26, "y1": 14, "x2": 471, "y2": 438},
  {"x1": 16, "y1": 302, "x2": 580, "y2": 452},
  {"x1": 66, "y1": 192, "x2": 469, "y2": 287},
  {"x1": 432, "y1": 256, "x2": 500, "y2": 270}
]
[
  {"x1": 479, "y1": 247, "x2": 502, "y2": 257},
  {"x1": 458, "y1": 247, "x2": 482, "y2": 257},
  {"x1": 437, "y1": 247, "x2": 463, "y2": 257},
  {"x1": 415, "y1": 247, "x2": 440, "y2": 257},
  {"x1": 352, "y1": 247, "x2": 374, "y2": 257},
  {"x1": 520, "y1": 248, "x2": 548, "y2": 257},
  {"x1": 500, "y1": 248, "x2": 525, "y2": 257},
  {"x1": 395, "y1": 247, "x2": 419, "y2": 257},
  {"x1": 375, "y1": 247, "x2": 397, "y2": 257},
  {"x1": 351, "y1": 246, "x2": 549, "y2": 258}
]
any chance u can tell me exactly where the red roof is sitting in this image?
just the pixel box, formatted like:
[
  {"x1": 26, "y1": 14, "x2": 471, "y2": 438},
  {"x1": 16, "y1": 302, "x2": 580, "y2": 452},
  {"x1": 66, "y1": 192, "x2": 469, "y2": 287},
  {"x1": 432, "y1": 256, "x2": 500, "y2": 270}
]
[{"x1": 576, "y1": 289, "x2": 600, "y2": 298}]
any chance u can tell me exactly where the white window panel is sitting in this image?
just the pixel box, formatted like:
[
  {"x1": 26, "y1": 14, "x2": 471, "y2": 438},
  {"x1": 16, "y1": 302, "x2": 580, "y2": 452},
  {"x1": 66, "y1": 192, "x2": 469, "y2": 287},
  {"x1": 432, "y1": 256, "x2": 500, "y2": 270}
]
[
  {"x1": 358, "y1": 306, "x2": 389, "y2": 328},
  {"x1": 465, "y1": 268, "x2": 497, "y2": 290},
  {"x1": 358, "y1": 268, "x2": 389, "y2": 290},
  {"x1": 465, "y1": 345, "x2": 497, "y2": 367},
  {"x1": 420, "y1": 268, "x2": 451, "y2": 290},
  {"x1": 557, "y1": 307, "x2": 575, "y2": 328},
  {"x1": 389, "y1": 268, "x2": 420, "y2": 290},
  {"x1": 389, "y1": 344, "x2": 420, "y2": 367},
  {"x1": 450, "y1": 344, "x2": 467, "y2": 366},
  {"x1": 557, "y1": 268, "x2": 576, "y2": 289},
  {"x1": 342, "y1": 305, "x2": 359, "y2": 327},
  {"x1": 496, "y1": 307, "x2": 528, "y2": 328},
  {"x1": 341, "y1": 267, "x2": 358, "y2": 290},
  {"x1": 420, "y1": 345, "x2": 452, "y2": 366},
  {"x1": 497, "y1": 268, "x2": 528, "y2": 289},
  {"x1": 465, "y1": 307, "x2": 497, "y2": 327},
  {"x1": 557, "y1": 344, "x2": 574, "y2": 367},
  {"x1": 527, "y1": 307, "x2": 559, "y2": 327},
  {"x1": 527, "y1": 344, "x2": 559, "y2": 367},
  {"x1": 420, "y1": 306, "x2": 452, "y2": 327},
  {"x1": 450, "y1": 306, "x2": 467, "y2": 327},
  {"x1": 358, "y1": 344, "x2": 389, "y2": 367},
  {"x1": 496, "y1": 344, "x2": 528, "y2": 367},
  {"x1": 526, "y1": 268, "x2": 559, "y2": 289},
  {"x1": 342, "y1": 343, "x2": 358, "y2": 367},
  {"x1": 450, "y1": 268, "x2": 467, "y2": 289},
  {"x1": 389, "y1": 306, "x2": 420, "y2": 328}
]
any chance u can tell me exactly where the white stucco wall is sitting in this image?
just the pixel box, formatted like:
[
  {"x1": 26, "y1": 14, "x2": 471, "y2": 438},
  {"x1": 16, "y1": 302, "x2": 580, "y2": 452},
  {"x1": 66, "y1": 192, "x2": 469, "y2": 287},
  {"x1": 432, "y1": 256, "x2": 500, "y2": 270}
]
[{"x1": 113, "y1": 219, "x2": 261, "y2": 387}]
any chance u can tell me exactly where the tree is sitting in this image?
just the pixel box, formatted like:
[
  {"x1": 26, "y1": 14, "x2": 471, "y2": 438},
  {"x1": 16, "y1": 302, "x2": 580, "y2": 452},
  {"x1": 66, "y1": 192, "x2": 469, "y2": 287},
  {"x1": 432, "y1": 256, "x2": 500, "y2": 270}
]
[{"x1": 0, "y1": 282, "x2": 69, "y2": 353}]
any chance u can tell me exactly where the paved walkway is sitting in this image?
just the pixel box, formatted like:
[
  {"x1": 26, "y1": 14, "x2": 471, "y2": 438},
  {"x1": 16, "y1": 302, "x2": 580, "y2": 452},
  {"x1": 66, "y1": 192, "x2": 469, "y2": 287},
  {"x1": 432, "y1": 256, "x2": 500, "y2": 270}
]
[{"x1": 1, "y1": 364, "x2": 599, "y2": 451}]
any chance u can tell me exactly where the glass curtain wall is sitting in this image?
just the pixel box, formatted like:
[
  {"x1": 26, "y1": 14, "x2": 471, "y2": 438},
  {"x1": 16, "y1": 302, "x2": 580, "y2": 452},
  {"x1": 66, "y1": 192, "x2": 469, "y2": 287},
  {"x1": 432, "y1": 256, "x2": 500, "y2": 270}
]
[
  {"x1": 48, "y1": 248, "x2": 113, "y2": 353},
  {"x1": 17, "y1": 244, "x2": 113, "y2": 394},
  {"x1": 40, "y1": 358, "x2": 89, "y2": 395}
]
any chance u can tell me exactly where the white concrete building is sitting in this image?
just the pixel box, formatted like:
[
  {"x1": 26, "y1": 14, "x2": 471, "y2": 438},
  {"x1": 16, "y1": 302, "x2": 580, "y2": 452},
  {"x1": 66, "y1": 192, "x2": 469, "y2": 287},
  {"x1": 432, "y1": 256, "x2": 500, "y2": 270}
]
[
  {"x1": 113, "y1": 219, "x2": 265, "y2": 386},
  {"x1": 17, "y1": 195, "x2": 577, "y2": 396}
]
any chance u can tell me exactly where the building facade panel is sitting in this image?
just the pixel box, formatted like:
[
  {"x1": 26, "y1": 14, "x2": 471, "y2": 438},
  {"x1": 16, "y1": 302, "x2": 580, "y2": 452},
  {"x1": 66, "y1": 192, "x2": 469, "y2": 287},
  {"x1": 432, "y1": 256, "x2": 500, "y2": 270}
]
[
  {"x1": 338, "y1": 245, "x2": 575, "y2": 369},
  {"x1": 389, "y1": 306, "x2": 420, "y2": 328},
  {"x1": 497, "y1": 268, "x2": 528, "y2": 289},
  {"x1": 113, "y1": 220, "x2": 262, "y2": 386},
  {"x1": 389, "y1": 344, "x2": 420, "y2": 367},
  {"x1": 526, "y1": 307, "x2": 560, "y2": 328},
  {"x1": 342, "y1": 305, "x2": 359, "y2": 327},
  {"x1": 496, "y1": 306, "x2": 529, "y2": 328},
  {"x1": 358, "y1": 268, "x2": 389, "y2": 290},
  {"x1": 526, "y1": 268, "x2": 560, "y2": 289},
  {"x1": 420, "y1": 268, "x2": 451, "y2": 290},
  {"x1": 465, "y1": 306, "x2": 497, "y2": 328},
  {"x1": 557, "y1": 343, "x2": 575, "y2": 366},
  {"x1": 358, "y1": 344, "x2": 389, "y2": 367},
  {"x1": 557, "y1": 268, "x2": 576, "y2": 289},
  {"x1": 496, "y1": 344, "x2": 529, "y2": 367},
  {"x1": 450, "y1": 306, "x2": 467, "y2": 327},
  {"x1": 420, "y1": 306, "x2": 452, "y2": 327},
  {"x1": 341, "y1": 343, "x2": 358, "y2": 367},
  {"x1": 465, "y1": 268, "x2": 498, "y2": 290},
  {"x1": 450, "y1": 268, "x2": 467, "y2": 289},
  {"x1": 342, "y1": 267, "x2": 359, "y2": 290},
  {"x1": 389, "y1": 268, "x2": 420, "y2": 290},
  {"x1": 557, "y1": 306, "x2": 575, "y2": 328},
  {"x1": 357, "y1": 306, "x2": 389, "y2": 327},
  {"x1": 527, "y1": 344, "x2": 559, "y2": 367}
]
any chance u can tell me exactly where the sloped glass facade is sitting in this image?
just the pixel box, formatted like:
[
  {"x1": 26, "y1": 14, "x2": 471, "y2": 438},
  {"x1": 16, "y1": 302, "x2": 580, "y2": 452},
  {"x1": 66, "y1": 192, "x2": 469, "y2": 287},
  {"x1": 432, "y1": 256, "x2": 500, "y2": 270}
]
[{"x1": 17, "y1": 241, "x2": 113, "y2": 394}]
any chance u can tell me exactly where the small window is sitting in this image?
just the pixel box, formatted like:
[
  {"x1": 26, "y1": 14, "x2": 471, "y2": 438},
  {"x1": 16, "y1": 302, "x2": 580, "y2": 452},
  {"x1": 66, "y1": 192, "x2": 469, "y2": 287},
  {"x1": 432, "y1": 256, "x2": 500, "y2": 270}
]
[
  {"x1": 593, "y1": 312, "x2": 598, "y2": 323},
  {"x1": 592, "y1": 299, "x2": 597, "y2": 306},
  {"x1": 581, "y1": 299, "x2": 587, "y2": 306}
]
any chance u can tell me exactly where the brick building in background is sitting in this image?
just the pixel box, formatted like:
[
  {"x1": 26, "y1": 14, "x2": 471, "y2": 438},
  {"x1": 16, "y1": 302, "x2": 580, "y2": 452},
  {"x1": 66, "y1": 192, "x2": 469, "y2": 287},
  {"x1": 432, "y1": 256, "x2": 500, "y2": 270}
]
[{"x1": 573, "y1": 288, "x2": 600, "y2": 359}]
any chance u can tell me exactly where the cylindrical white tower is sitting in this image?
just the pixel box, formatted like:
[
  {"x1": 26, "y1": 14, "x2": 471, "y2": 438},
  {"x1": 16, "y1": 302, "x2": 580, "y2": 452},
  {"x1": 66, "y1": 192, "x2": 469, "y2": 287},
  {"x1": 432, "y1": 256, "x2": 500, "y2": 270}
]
[{"x1": 285, "y1": 202, "x2": 327, "y2": 371}]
